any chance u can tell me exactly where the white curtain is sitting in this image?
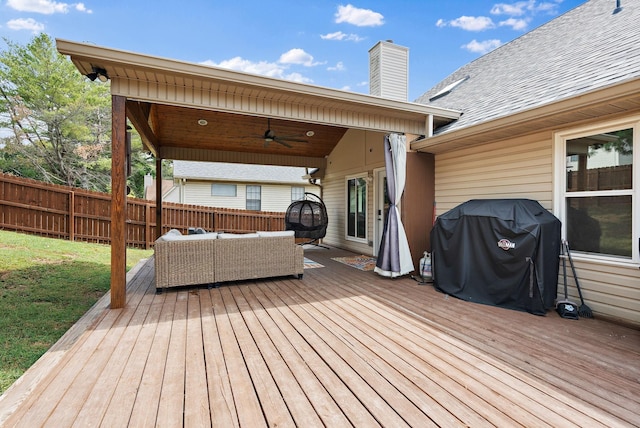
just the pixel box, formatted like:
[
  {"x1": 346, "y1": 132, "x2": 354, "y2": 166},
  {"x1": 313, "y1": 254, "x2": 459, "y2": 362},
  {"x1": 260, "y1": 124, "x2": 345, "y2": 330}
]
[{"x1": 374, "y1": 134, "x2": 414, "y2": 278}]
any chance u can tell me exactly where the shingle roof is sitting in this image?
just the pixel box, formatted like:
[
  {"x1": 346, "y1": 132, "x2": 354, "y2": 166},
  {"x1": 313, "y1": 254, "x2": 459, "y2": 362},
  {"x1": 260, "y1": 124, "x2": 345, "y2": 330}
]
[
  {"x1": 172, "y1": 161, "x2": 309, "y2": 184},
  {"x1": 416, "y1": 0, "x2": 640, "y2": 135}
]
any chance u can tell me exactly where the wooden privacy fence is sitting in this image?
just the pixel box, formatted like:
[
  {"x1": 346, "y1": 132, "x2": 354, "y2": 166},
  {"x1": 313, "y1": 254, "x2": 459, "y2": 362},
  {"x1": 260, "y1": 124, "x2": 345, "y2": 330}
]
[{"x1": 0, "y1": 173, "x2": 285, "y2": 249}]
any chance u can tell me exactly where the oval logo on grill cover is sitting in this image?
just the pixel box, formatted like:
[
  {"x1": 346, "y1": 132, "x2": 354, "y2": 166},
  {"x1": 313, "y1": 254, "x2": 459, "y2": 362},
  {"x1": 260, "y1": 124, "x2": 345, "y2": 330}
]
[{"x1": 498, "y1": 239, "x2": 516, "y2": 250}]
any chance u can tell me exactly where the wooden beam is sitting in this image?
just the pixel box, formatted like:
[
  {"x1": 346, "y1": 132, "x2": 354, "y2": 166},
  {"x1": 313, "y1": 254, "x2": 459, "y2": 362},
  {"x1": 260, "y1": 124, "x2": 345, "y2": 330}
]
[
  {"x1": 126, "y1": 100, "x2": 159, "y2": 157},
  {"x1": 160, "y1": 147, "x2": 328, "y2": 169},
  {"x1": 111, "y1": 95, "x2": 127, "y2": 309}
]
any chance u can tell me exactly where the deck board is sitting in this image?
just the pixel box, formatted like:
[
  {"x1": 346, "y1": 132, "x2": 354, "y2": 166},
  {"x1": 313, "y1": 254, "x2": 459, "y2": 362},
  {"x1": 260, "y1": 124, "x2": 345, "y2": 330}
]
[
  {"x1": 1, "y1": 248, "x2": 639, "y2": 427},
  {"x1": 246, "y1": 283, "x2": 381, "y2": 427},
  {"x1": 343, "y1": 271, "x2": 639, "y2": 426}
]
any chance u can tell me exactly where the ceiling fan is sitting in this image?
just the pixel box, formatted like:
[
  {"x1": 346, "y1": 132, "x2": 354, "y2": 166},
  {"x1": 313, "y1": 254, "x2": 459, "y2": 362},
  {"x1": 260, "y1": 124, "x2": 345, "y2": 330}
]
[{"x1": 252, "y1": 118, "x2": 310, "y2": 148}]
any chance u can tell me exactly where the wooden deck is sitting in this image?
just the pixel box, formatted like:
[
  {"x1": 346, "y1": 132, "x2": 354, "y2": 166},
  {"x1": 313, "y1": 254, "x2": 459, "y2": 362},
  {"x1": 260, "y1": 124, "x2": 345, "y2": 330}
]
[{"x1": 1, "y1": 246, "x2": 638, "y2": 427}]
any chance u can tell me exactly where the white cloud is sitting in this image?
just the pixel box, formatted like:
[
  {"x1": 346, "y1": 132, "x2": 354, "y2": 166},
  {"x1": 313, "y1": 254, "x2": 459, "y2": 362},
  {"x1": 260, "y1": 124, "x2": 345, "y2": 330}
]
[
  {"x1": 279, "y1": 48, "x2": 321, "y2": 67},
  {"x1": 499, "y1": 17, "x2": 529, "y2": 30},
  {"x1": 6, "y1": 17, "x2": 45, "y2": 32},
  {"x1": 7, "y1": 0, "x2": 92, "y2": 15},
  {"x1": 320, "y1": 31, "x2": 364, "y2": 42},
  {"x1": 335, "y1": 4, "x2": 384, "y2": 27},
  {"x1": 284, "y1": 72, "x2": 313, "y2": 84},
  {"x1": 75, "y1": 3, "x2": 92, "y2": 13},
  {"x1": 491, "y1": 1, "x2": 532, "y2": 16},
  {"x1": 491, "y1": 0, "x2": 562, "y2": 16},
  {"x1": 462, "y1": 39, "x2": 502, "y2": 54},
  {"x1": 202, "y1": 57, "x2": 286, "y2": 78},
  {"x1": 439, "y1": 16, "x2": 496, "y2": 31},
  {"x1": 201, "y1": 54, "x2": 316, "y2": 84},
  {"x1": 7, "y1": 0, "x2": 91, "y2": 14},
  {"x1": 441, "y1": 1, "x2": 561, "y2": 33},
  {"x1": 534, "y1": 1, "x2": 563, "y2": 14},
  {"x1": 327, "y1": 61, "x2": 345, "y2": 72}
]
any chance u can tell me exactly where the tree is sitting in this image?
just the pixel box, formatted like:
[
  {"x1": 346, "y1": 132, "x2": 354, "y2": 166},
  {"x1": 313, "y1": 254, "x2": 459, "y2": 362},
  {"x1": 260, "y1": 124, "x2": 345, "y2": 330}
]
[{"x1": 0, "y1": 34, "x2": 112, "y2": 191}]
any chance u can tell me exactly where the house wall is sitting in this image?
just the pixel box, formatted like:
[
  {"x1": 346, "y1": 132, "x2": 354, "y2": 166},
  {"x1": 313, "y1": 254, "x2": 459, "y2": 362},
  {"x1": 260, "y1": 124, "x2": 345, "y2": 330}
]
[
  {"x1": 434, "y1": 131, "x2": 554, "y2": 212},
  {"x1": 323, "y1": 131, "x2": 437, "y2": 270},
  {"x1": 433, "y1": 128, "x2": 639, "y2": 327},
  {"x1": 323, "y1": 129, "x2": 386, "y2": 254},
  {"x1": 402, "y1": 152, "x2": 435, "y2": 271},
  {"x1": 179, "y1": 180, "x2": 319, "y2": 212}
]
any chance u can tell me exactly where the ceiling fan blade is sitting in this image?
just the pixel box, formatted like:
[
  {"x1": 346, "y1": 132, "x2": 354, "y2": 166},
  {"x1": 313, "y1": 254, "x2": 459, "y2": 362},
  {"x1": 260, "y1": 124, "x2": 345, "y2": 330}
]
[
  {"x1": 278, "y1": 136, "x2": 308, "y2": 143},
  {"x1": 274, "y1": 138, "x2": 292, "y2": 148}
]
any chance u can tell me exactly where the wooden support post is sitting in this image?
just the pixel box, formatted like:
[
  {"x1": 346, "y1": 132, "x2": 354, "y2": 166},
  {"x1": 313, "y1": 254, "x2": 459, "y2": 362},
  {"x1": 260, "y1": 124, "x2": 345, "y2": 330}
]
[
  {"x1": 111, "y1": 95, "x2": 127, "y2": 309},
  {"x1": 155, "y1": 157, "x2": 163, "y2": 240}
]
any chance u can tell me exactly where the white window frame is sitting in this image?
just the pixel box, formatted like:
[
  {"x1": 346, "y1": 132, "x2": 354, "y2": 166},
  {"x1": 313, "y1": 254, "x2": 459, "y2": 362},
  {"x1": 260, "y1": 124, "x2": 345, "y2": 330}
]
[
  {"x1": 553, "y1": 115, "x2": 639, "y2": 265},
  {"x1": 246, "y1": 185, "x2": 261, "y2": 211},
  {"x1": 291, "y1": 186, "x2": 305, "y2": 202},
  {"x1": 345, "y1": 174, "x2": 368, "y2": 243},
  {"x1": 211, "y1": 183, "x2": 237, "y2": 197}
]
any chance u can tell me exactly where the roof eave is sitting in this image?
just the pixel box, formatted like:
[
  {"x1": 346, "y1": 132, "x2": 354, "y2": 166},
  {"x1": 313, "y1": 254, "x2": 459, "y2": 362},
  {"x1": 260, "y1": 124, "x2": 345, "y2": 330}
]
[
  {"x1": 412, "y1": 77, "x2": 640, "y2": 153},
  {"x1": 56, "y1": 39, "x2": 461, "y2": 122}
]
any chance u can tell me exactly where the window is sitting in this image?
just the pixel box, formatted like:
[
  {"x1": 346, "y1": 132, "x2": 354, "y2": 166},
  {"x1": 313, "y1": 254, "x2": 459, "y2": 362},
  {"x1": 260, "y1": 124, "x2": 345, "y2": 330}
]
[
  {"x1": 556, "y1": 118, "x2": 638, "y2": 262},
  {"x1": 346, "y1": 176, "x2": 367, "y2": 241},
  {"x1": 291, "y1": 186, "x2": 305, "y2": 202},
  {"x1": 246, "y1": 185, "x2": 261, "y2": 210},
  {"x1": 212, "y1": 184, "x2": 236, "y2": 197}
]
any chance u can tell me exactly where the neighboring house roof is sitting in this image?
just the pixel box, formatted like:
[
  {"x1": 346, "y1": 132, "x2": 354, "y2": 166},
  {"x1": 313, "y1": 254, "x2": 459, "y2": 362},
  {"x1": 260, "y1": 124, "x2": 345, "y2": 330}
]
[
  {"x1": 173, "y1": 161, "x2": 309, "y2": 184},
  {"x1": 416, "y1": 0, "x2": 640, "y2": 136}
]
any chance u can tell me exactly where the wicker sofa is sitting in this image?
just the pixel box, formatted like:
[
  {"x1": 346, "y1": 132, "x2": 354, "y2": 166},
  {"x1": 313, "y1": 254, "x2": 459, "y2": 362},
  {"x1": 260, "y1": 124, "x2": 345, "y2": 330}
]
[{"x1": 154, "y1": 229, "x2": 304, "y2": 292}]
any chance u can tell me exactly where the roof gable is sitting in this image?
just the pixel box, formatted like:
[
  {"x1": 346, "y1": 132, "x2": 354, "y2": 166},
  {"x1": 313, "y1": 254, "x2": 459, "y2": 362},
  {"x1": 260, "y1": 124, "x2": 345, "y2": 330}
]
[{"x1": 417, "y1": 0, "x2": 640, "y2": 135}]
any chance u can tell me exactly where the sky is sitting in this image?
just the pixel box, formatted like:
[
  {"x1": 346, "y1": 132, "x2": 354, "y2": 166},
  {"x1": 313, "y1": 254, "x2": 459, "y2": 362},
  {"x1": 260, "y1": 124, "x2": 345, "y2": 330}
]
[{"x1": 1, "y1": 0, "x2": 586, "y2": 101}]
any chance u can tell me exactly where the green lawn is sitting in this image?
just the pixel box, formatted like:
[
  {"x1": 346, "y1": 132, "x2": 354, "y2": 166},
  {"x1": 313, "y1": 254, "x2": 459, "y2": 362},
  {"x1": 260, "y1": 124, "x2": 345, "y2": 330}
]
[{"x1": 0, "y1": 230, "x2": 153, "y2": 395}]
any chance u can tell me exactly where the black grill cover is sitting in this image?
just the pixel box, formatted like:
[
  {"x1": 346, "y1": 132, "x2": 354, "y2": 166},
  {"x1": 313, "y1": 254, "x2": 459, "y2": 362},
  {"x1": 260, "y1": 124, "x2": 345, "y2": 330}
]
[{"x1": 430, "y1": 199, "x2": 561, "y2": 315}]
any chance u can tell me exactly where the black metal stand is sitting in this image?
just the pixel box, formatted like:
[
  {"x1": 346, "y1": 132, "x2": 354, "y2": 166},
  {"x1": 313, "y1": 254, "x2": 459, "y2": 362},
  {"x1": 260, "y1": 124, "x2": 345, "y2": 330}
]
[{"x1": 300, "y1": 239, "x2": 330, "y2": 249}]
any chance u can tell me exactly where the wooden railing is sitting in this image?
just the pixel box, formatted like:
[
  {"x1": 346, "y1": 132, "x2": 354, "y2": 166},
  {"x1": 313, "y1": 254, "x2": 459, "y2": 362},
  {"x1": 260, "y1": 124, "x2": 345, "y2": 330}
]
[{"x1": 0, "y1": 173, "x2": 285, "y2": 249}]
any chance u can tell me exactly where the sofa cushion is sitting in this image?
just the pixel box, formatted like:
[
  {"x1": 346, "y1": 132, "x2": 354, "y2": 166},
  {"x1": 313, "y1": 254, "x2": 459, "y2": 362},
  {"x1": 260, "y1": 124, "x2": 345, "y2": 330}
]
[
  {"x1": 161, "y1": 231, "x2": 218, "y2": 241},
  {"x1": 257, "y1": 230, "x2": 295, "y2": 237},
  {"x1": 156, "y1": 229, "x2": 182, "y2": 242},
  {"x1": 218, "y1": 232, "x2": 260, "y2": 239}
]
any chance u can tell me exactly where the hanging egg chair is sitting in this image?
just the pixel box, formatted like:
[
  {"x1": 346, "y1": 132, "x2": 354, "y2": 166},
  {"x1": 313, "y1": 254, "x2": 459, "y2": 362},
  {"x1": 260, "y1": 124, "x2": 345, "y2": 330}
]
[{"x1": 285, "y1": 192, "x2": 329, "y2": 247}]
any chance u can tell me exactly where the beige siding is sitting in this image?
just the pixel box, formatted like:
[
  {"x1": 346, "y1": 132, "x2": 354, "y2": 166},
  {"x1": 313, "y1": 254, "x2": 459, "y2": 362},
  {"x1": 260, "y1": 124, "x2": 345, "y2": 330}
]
[
  {"x1": 181, "y1": 181, "x2": 317, "y2": 212},
  {"x1": 322, "y1": 129, "x2": 386, "y2": 255},
  {"x1": 435, "y1": 132, "x2": 554, "y2": 213},
  {"x1": 369, "y1": 41, "x2": 409, "y2": 101},
  {"x1": 184, "y1": 182, "x2": 245, "y2": 209},
  {"x1": 565, "y1": 260, "x2": 640, "y2": 326},
  {"x1": 433, "y1": 130, "x2": 639, "y2": 327}
]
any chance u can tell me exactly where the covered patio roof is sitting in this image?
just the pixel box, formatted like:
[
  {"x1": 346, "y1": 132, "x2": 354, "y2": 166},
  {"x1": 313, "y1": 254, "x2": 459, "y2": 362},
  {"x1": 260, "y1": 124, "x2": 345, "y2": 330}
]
[
  {"x1": 56, "y1": 39, "x2": 461, "y2": 309},
  {"x1": 56, "y1": 39, "x2": 461, "y2": 169}
]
